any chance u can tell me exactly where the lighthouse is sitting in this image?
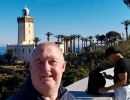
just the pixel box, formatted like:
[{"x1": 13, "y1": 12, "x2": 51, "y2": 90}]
[
  {"x1": 17, "y1": 6, "x2": 34, "y2": 45},
  {"x1": 7, "y1": 7, "x2": 35, "y2": 61}
]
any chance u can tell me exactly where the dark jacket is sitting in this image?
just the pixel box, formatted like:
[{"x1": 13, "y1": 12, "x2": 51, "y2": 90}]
[{"x1": 8, "y1": 76, "x2": 75, "y2": 100}]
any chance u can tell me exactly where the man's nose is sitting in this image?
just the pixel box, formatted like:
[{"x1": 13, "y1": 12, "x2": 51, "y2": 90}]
[{"x1": 42, "y1": 61, "x2": 51, "y2": 72}]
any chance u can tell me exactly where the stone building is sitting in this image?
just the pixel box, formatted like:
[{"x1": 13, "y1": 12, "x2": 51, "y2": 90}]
[{"x1": 7, "y1": 6, "x2": 35, "y2": 61}]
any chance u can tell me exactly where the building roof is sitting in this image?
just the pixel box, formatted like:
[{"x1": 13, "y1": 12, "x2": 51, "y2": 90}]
[{"x1": 23, "y1": 6, "x2": 29, "y2": 16}]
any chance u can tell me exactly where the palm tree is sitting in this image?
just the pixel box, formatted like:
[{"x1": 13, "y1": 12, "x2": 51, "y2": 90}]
[
  {"x1": 95, "y1": 34, "x2": 100, "y2": 45},
  {"x1": 54, "y1": 34, "x2": 61, "y2": 46},
  {"x1": 33, "y1": 37, "x2": 41, "y2": 47},
  {"x1": 46, "y1": 32, "x2": 53, "y2": 41},
  {"x1": 88, "y1": 36, "x2": 93, "y2": 51},
  {"x1": 88, "y1": 36, "x2": 93, "y2": 46},
  {"x1": 123, "y1": 0, "x2": 130, "y2": 7},
  {"x1": 84, "y1": 38, "x2": 88, "y2": 47},
  {"x1": 77, "y1": 35, "x2": 81, "y2": 53},
  {"x1": 60, "y1": 35, "x2": 64, "y2": 43},
  {"x1": 65, "y1": 36, "x2": 70, "y2": 54},
  {"x1": 83, "y1": 38, "x2": 86, "y2": 48},
  {"x1": 80, "y1": 37, "x2": 89, "y2": 53},
  {"x1": 60, "y1": 35, "x2": 67, "y2": 54},
  {"x1": 71, "y1": 34, "x2": 77, "y2": 53},
  {"x1": 121, "y1": 20, "x2": 130, "y2": 40},
  {"x1": 80, "y1": 37, "x2": 84, "y2": 49},
  {"x1": 98, "y1": 35, "x2": 106, "y2": 45},
  {"x1": 69, "y1": 35, "x2": 73, "y2": 53}
]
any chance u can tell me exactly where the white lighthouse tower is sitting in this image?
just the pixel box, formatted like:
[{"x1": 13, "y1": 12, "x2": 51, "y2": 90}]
[
  {"x1": 17, "y1": 6, "x2": 34, "y2": 45},
  {"x1": 7, "y1": 7, "x2": 35, "y2": 61}
]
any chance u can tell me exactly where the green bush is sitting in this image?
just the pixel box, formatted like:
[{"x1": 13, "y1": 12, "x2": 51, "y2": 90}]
[{"x1": 0, "y1": 73, "x2": 25, "y2": 99}]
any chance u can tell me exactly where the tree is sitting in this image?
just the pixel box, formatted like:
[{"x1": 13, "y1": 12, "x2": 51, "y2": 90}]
[
  {"x1": 69, "y1": 35, "x2": 73, "y2": 53},
  {"x1": 123, "y1": 0, "x2": 130, "y2": 7},
  {"x1": 33, "y1": 37, "x2": 41, "y2": 47},
  {"x1": 95, "y1": 34, "x2": 100, "y2": 45},
  {"x1": 5, "y1": 49, "x2": 13, "y2": 64},
  {"x1": 65, "y1": 36, "x2": 70, "y2": 54},
  {"x1": 54, "y1": 34, "x2": 62, "y2": 46},
  {"x1": 61, "y1": 35, "x2": 70, "y2": 54},
  {"x1": 88, "y1": 36, "x2": 93, "y2": 46},
  {"x1": 105, "y1": 31, "x2": 122, "y2": 46},
  {"x1": 84, "y1": 38, "x2": 88, "y2": 47},
  {"x1": 121, "y1": 20, "x2": 130, "y2": 40},
  {"x1": 71, "y1": 34, "x2": 78, "y2": 53},
  {"x1": 0, "y1": 74, "x2": 25, "y2": 99},
  {"x1": 80, "y1": 37, "x2": 84, "y2": 50},
  {"x1": 46, "y1": 32, "x2": 53, "y2": 41},
  {"x1": 12, "y1": 55, "x2": 18, "y2": 64},
  {"x1": 60, "y1": 35, "x2": 67, "y2": 54},
  {"x1": 98, "y1": 35, "x2": 106, "y2": 45},
  {"x1": 77, "y1": 35, "x2": 81, "y2": 53}
]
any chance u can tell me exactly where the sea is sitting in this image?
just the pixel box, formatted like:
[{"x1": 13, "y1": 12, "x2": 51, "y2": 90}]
[{"x1": 0, "y1": 47, "x2": 7, "y2": 55}]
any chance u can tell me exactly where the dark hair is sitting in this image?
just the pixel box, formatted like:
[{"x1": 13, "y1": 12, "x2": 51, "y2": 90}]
[{"x1": 105, "y1": 46, "x2": 120, "y2": 57}]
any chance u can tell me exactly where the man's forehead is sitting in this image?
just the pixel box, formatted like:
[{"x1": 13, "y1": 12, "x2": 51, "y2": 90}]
[
  {"x1": 43, "y1": 46, "x2": 62, "y2": 58},
  {"x1": 33, "y1": 44, "x2": 62, "y2": 59},
  {"x1": 42, "y1": 45, "x2": 61, "y2": 53}
]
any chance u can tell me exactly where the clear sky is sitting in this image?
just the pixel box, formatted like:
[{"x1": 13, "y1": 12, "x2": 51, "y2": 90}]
[{"x1": 0, "y1": 0, "x2": 130, "y2": 46}]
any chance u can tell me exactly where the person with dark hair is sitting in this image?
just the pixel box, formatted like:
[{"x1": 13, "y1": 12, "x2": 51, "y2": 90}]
[
  {"x1": 98, "y1": 46, "x2": 130, "y2": 100},
  {"x1": 8, "y1": 42, "x2": 76, "y2": 100}
]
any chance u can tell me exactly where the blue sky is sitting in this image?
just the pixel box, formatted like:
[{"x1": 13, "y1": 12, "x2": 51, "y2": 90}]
[{"x1": 0, "y1": 0, "x2": 130, "y2": 46}]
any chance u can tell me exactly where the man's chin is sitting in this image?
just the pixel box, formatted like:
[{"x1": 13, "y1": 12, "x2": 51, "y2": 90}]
[
  {"x1": 41, "y1": 81, "x2": 60, "y2": 89},
  {"x1": 41, "y1": 80, "x2": 55, "y2": 87}
]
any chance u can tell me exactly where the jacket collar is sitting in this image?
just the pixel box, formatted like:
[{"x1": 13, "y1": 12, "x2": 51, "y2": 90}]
[{"x1": 22, "y1": 75, "x2": 67, "y2": 100}]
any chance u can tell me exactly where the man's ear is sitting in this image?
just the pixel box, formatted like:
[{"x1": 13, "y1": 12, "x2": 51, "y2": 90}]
[{"x1": 62, "y1": 61, "x2": 66, "y2": 72}]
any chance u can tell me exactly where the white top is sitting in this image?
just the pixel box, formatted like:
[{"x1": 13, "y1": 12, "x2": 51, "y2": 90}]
[{"x1": 23, "y1": 6, "x2": 29, "y2": 16}]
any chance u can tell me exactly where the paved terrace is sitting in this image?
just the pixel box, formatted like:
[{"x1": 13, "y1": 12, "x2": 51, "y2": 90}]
[{"x1": 66, "y1": 68, "x2": 115, "y2": 100}]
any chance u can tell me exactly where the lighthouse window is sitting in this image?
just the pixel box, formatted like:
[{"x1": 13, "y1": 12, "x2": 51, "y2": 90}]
[
  {"x1": 29, "y1": 49, "x2": 31, "y2": 53},
  {"x1": 23, "y1": 49, "x2": 24, "y2": 53}
]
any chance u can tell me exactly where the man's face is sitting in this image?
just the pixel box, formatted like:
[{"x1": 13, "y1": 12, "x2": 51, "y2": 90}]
[
  {"x1": 107, "y1": 54, "x2": 115, "y2": 64},
  {"x1": 29, "y1": 45, "x2": 66, "y2": 93}
]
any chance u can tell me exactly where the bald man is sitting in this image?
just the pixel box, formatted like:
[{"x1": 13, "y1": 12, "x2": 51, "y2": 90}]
[{"x1": 8, "y1": 42, "x2": 75, "y2": 100}]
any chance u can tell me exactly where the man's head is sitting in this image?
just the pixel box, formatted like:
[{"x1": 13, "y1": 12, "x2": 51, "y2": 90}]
[
  {"x1": 105, "y1": 46, "x2": 120, "y2": 63},
  {"x1": 29, "y1": 42, "x2": 66, "y2": 94}
]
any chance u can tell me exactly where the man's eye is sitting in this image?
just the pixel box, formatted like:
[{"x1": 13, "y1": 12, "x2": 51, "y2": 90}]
[
  {"x1": 37, "y1": 61, "x2": 44, "y2": 65},
  {"x1": 51, "y1": 60, "x2": 56, "y2": 62},
  {"x1": 50, "y1": 60, "x2": 57, "y2": 64}
]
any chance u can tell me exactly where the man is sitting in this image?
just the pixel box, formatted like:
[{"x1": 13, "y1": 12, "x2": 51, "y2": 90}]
[
  {"x1": 8, "y1": 42, "x2": 75, "y2": 100},
  {"x1": 98, "y1": 46, "x2": 130, "y2": 100}
]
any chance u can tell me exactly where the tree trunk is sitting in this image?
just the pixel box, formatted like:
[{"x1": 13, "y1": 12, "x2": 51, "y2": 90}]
[
  {"x1": 78, "y1": 38, "x2": 80, "y2": 53},
  {"x1": 125, "y1": 26, "x2": 128, "y2": 40}
]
